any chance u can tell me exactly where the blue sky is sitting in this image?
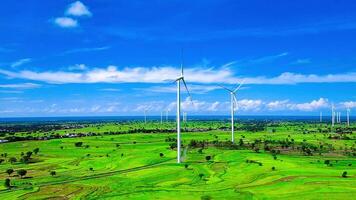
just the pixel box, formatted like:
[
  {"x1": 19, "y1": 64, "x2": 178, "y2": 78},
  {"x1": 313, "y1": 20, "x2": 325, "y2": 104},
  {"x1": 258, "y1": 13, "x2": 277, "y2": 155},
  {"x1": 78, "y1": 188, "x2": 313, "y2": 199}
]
[{"x1": 0, "y1": 0, "x2": 355, "y2": 117}]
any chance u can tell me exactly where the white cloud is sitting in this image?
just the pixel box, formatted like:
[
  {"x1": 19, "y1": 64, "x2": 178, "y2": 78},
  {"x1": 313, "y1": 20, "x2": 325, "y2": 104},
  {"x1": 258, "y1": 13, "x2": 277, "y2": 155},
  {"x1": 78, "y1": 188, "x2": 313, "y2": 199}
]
[
  {"x1": 340, "y1": 101, "x2": 356, "y2": 109},
  {"x1": 66, "y1": 1, "x2": 92, "y2": 17},
  {"x1": 291, "y1": 98, "x2": 329, "y2": 111},
  {"x1": 99, "y1": 88, "x2": 121, "y2": 92},
  {"x1": 267, "y1": 98, "x2": 329, "y2": 111},
  {"x1": 236, "y1": 99, "x2": 263, "y2": 111},
  {"x1": 68, "y1": 64, "x2": 87, "y2": 71},
  {"x1": 54, "y1": 17, "x2": 78, "y2": 28},
  {"x1": 0, "y1": 83, "x2": 41, "y2": 89},
  {"x1": 1, "y1": 66, "x2": 355, "y2": 85},
  {"x1": 143, "y1": 84, "x2": 220, "y2": 94},
  {"x1": 63, "y1": 46, "x2": 110, "y2": 54},
  {"x1": 11, "y1": 58, "x2": 32, "y2": 68}
]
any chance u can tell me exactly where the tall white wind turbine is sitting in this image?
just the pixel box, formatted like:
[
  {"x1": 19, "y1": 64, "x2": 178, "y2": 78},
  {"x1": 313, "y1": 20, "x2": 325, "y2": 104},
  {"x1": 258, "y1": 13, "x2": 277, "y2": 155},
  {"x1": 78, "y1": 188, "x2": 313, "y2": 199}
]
[
  {"x1": 219, "y1": 80, "x2": 244, "y2": 143},
  {"x1": 173, "y1": 52, "x2": 193, "y2": 163}
]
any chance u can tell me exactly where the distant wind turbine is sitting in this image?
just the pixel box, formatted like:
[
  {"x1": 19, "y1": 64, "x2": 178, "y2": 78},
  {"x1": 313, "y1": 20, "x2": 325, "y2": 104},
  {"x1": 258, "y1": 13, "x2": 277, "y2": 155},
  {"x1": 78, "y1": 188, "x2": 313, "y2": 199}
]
[
  {"x1": 166, "y1": 110, "x2": 169, "y2": 122},
  {"x1": 219, "y1": 80, "x2": 244, "y2": 143},
  {"x1": 160, "y1": 111, "x2": 163, "y2": 124},
  {"x1": 331, "y1": 104, "x2": 335, "y2": 127},
  {"x1": 320, "y1": 111, "x2": 322, "y2": 123}
]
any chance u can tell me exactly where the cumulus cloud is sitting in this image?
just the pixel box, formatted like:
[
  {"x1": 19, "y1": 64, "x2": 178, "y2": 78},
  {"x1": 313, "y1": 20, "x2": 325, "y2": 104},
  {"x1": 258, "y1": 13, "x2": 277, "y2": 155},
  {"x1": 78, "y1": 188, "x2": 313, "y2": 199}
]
[
  {"x1": 267, "y1": 98, "x2": 329, "y2": 111},
  {"x1": 1, "y1": 66, "x2": 355, "y2": 85},
  {"x1": 340, "y1": 101, "x2": 356, "y2": 109},
  {"x1": 54, "y1": 17, "x2": 78, "y2": 28},
  {"x1": 65, "y1": 1, "x2": 92, "y2": 17}
]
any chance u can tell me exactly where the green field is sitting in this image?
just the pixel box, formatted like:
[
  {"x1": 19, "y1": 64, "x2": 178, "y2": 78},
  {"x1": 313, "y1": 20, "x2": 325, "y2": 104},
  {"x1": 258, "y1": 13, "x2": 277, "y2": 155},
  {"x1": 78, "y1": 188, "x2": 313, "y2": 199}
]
[{"x1": 0, "y1": 121, "x2": 355, "y2": 199}]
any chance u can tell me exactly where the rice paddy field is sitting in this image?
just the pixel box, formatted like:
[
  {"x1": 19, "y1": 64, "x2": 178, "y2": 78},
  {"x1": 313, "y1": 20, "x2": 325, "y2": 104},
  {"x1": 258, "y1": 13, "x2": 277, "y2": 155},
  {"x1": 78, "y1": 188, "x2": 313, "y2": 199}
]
[{"x1": 0, "y1": 120, "x2": 355, "y2": 199}]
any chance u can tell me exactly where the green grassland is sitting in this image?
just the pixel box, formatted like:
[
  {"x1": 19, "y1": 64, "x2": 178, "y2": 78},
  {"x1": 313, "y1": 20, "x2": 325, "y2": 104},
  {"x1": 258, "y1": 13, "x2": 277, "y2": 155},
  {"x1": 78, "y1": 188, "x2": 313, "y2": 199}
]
[{"x1": 0, "y1": 121, "x2": 355, "y2": 199}]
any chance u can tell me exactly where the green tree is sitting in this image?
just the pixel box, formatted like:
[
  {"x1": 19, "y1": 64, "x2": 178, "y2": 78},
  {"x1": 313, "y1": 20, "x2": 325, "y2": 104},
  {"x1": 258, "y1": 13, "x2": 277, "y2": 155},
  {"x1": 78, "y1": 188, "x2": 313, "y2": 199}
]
[
  {"x1": 17, "y1": 169, "x2": 27, "y2": 179},
  {"x1": 8, "y1": 157, "x2": 17, "y2": 164},
  {"x1": 6, "y1": 169, "x2": 14, "y2": 176},
  {"x1": 50, "y1": 171, "x2": 56, "y2": 176},
  {"x1": 4, "y1": 178, "x2": 10, "y2": 189},
  {"x1": 342, "y1": 171, "x2": 347, "y2": 178},
  {"x1": 33, "y1": 148, "x2": 40, "y2": 155}
]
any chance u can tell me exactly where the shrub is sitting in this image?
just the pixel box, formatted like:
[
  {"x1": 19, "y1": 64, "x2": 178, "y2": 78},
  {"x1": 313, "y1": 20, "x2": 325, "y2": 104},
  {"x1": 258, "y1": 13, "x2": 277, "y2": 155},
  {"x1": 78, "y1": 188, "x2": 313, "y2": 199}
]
[
  {"x1": 6, "y1": 169, "x2": 14, "y2": 176},
  {"x1": 272, "y1": 166, "x2": 276, "y2": 171},
  {"x1": 17, "y1": 169, "x2": 27, "y2": 178},
  {"x1": 342, "y1": 171, "x2": 347, "y2": 178},
  {"x1": 4, "y1": 178, "x2": 10, "y2": 188},
  {"x1": 33, "y1": 148, "x2": 40, "y2": 155},
  {"x1": 159, "y1": 153, "x2": 164, "y2": 157},
  {"x1": 74, "y1": 142, "x2": 83, "y2": 147},
  {"x1": 8, "y1": 157, "x2": 17, "y2": 164},
  {"x1": 185, "y1": 164, "x2": 189, "y2": 169},
  {"x1": 50, "y1": 171, "x2": 56, "y2": 176},
  {"x1": 205, "y1": 155, "x2": 211, "y2": 162}
]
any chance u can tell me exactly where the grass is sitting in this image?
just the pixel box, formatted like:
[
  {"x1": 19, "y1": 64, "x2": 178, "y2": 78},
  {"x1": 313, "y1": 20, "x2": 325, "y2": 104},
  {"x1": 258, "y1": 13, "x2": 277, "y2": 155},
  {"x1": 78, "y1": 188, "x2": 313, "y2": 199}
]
[{"x1": 0, "y1": 121, "x2": 355, "y2": 199}]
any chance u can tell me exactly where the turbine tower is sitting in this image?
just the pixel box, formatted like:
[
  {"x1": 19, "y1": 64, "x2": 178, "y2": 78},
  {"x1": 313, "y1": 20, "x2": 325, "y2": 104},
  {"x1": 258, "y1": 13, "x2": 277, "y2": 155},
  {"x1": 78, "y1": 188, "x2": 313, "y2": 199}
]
[
  {"x1": 161, "y1": 111, "x2": 163, "y2": 124},
  {"x1": 219, "y1": 80, "x2": 244, "y2": 143},
  {"x1": 174, "y1": 51, "x2": 193, "y2": 163},
  {"x1": 331, "y1": 104, "x2": 335, "y2": 127},
  {"x1": 166, "y1": 110, "x2": 169, "y2": 122}
]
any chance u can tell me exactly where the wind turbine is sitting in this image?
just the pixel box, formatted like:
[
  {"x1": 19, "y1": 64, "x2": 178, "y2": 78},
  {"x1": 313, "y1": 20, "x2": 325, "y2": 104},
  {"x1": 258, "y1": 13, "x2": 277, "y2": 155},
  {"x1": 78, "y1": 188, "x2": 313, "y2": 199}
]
[
  {"x1": 173, "y1": 51, "x2": 193, "y2": 163},
  {"x1": 320, "y1": 111, "x2": 322, "y2": 123},
  {"x1": 166, "y1": 110, "x2": 169, "y2": 122},
  {"x1": 219, "y1": 80, "x2": 244, "y2": 143},
  {"x1": 331, "y1": 104, "x2": 335, "y2": 127},
  {"x1": 160, "y1": 111, "x2": 163, "y2": 124}
]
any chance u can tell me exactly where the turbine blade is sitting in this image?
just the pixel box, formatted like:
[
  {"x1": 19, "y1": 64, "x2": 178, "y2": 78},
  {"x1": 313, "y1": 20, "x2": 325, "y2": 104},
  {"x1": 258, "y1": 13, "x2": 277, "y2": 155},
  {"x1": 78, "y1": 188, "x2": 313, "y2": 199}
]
[
  {"x1": 182, "y1": 78, "x2": 194, "y2": 106},
  {"x1": 233, "y1": 79, "x2": 245, "y2": 93},
  {"x1": 181, "y1": 48, "x2": 184, "y2": 76},
  {"x1": 218, "y1": 84, "x2": 233, "y2": 92}
]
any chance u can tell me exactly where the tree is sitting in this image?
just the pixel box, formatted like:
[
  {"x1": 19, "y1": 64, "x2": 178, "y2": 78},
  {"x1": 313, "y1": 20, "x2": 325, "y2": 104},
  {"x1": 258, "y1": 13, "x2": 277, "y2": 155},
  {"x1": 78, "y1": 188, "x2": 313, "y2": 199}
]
[
  {"x1": 4, "y1": 178, "x2": 10, "y2": 189},
  {"x1": 75, "y1": 142, "x2": 83, "y2": 147},
  {"x1": 205, "y1": 155, "x2": 211, "y2": 162},
  {"x1": 342, "y1": 171, "x2": 347, "y2": 178},
  {"x1": 6, "y1": 169, "x2": 14, "y2": 176},
  {"x1": 159, "y1": 153, "x2": 164, "y2": 157},
  {"x1": 17, "y1": 169, "x2": 27, "y2": 178},
  {"x1": 185, "y1": 164, "x2": 189, "y2": 169},
  {"x1": 26, "y1": 151, "x2": 33, "y2": 158},
  {"x1": 33, "y1": 148, "x2": 40, "y2": 155},
  {"x1": 8, "y1": 157, "x2": 17, "y2": 164},
  {"x1": 50, "y1": 171, "x2": 56, "y2": 176},
  {"x1": 272, "y1": 166, "x2": 276, "y2": 171}
]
